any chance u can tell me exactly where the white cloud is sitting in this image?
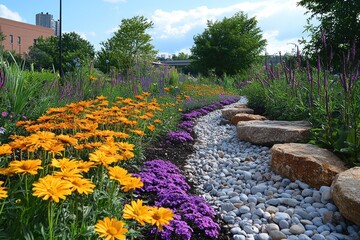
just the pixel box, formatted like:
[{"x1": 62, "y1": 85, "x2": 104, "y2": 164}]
[
  {"x1": 0, "y1": 4, "x2": 23, "y2": 22},
  {"x1": 263, "y1": 30, "x2": 303, "y2": 55},
  {"x1": 150, "y1": 0, "x2": 308, "y2": 55}
]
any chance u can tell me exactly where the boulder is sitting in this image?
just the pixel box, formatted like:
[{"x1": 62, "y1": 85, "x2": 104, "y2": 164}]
[
  {"x1": 233, "y1": 104, "x2": 248, "y2": 109},
  {"x1": 271, "y1": 143, "x2": 348, "y2": 188},
  {"x1": 331, "y1": 167, "x2": 360, "y2": 226},
  {"x1": 230, "y1": 113, "x2": 266, "y2": 125},
  {"x1": 221, "y1": 107, "x2": 254, "y2": 121},
  {"x1": 236, "y1": 120, "x2": 311, "y2": 146}
]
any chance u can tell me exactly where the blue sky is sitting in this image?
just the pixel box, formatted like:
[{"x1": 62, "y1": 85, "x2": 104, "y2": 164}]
[{"x1": 0, "y1": 0, "x2": 311, "y2": 57}]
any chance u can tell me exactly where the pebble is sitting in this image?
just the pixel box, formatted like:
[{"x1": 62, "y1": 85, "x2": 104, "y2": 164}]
[{"x1": 184, "y1": 99, "x2": 358, "y2": 240}]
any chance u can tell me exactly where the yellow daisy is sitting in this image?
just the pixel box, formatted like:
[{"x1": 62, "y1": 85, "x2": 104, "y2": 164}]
[{"x1": 94, "y1": 217, "x2": 128, "y2": 240}]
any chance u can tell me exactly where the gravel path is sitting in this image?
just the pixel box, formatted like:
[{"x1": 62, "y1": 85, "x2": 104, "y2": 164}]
[{"x1": 184, "y1": 98, "x2": 360, "y2": 240}]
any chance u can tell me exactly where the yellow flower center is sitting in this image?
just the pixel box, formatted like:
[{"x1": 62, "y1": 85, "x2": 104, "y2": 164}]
[{"x1": 107, "y1": 227, "x2": 118, "y2": 235}]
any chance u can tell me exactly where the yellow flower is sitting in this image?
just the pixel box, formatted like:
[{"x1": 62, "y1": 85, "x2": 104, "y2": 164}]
[
  {"x1": 115, "y1": 142, "x2": 134, "y2": 152},
  {"x1": 120, "y1": 176, "x2": 143, "y2": 192},
  {"x1": 94, "y1": 217, "x2": 128, "y2": 240},
  {"x1": 164, "y1": 87, "x2": 170, "y2": 92},
  {"x1": 51, "y1": 158, "x2": 78, "y2": 171},
  {"x1": 9, "y1": 159, "x2": 43, "y2": 175},
  {"x1": 148, "y1": 206, "x2": 174, "y2": 231},
  {"x1": 147, "y1": 125, "x2": 156, "y2": 131},
  {"x1": 56, "y1": 134, "x2": 78, "y2": 146},
  {"x1": 32, "y1": 175, "x2": 73, "y2": 202},
  {"x1": 0, "y1": 181, "x2": 8, "y2": 199},
  {"x1": 130, "y1": 129, "x2": 144, "y2": 136},
  {"x1": 67, "y1": 177, "x2": 95, "y2": 195},
  {"x1": 153, "y1": 119, "x2": 162, "y2": 124},
  {"x1": 123, "y1": 199, "x2": 151, "y2": 226},
  {"x1": 0, "y1": 167, "x2": 13, "y2": 176},
  {"x1": 89, "y1": 75, "x2": 97, "y2": 81},
  {"x1": 107, "y1": 166, "x2": 129, "y2": 183},
  {"x1": 76, "y1": 160, "x2": 95, "y2": 173},
  {"x1": 0, "y1": 144, "x2": 12, "y2": 155},
  {"x1": 89, "y1": 150, "x2": 117, "y2": 166},
  {"x1": 25, "y1": 131, "x2": 57, "y2": 152},
  {"x1": 53, "y1": 168, "x2": 82, "y2": 180}
]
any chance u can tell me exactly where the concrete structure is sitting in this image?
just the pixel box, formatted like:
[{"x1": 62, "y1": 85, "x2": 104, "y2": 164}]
[
  {"x1": 0, "y1": 17, "x2": 54, "y2": 55},
  {"x1": 36, "y1": 12, "x2": 53, "y2": 28},
  {"x1": 36, "y1": 12, "x2": 60, "y2": 36}
]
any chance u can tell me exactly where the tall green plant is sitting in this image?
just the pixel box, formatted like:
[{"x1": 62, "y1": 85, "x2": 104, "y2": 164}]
[{"x1": 1, "y1": 53, "x2": 42, "y2": 119}]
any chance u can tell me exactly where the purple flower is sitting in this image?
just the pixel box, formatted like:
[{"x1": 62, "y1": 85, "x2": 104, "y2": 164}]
[
  {"x1": 166, "y1": 131, "x2": 193, "y2": 143},
  {"x1": 1, "y1": 112, "x2": 7, "y2": 117},
  {"x1": 137, "y1": 159, "x2": 220, "y2": 239},
  {"x1": 177, "y1": 121, "x2": 195, "y2": 133}
]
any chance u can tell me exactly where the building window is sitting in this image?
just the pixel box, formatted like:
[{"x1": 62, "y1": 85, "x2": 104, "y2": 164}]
[
  {"x1": 10, "y1": 35, "x2": 13, "y2": 44},
  {"x1": 18, "y1": 36, "x2": 21, "y2": 44},
  {"x1": 34, "y1": 39, "x2": 37, "y2": 45}
]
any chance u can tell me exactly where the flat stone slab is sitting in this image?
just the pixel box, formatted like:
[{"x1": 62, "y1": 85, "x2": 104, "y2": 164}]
[
  {"x1": 221, "y1": 107, "x2": 254, "y2": 121},
  {"x1": 230, "y1": 113, "x2": 266, "y2": 125},
  {"x1": 271, "y1": 143, "x2": 348, "y2": 188},
  {"x1": 236, "y1": 120, "x2": 311, "y2": 146},
  {"x1": 331, "y1": 167, "x2": 360, "y2": 226}
]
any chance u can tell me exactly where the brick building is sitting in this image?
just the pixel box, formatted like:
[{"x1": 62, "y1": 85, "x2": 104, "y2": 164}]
[{"x1": 0, "y1": 17, "x2": 54, "y2": 55}]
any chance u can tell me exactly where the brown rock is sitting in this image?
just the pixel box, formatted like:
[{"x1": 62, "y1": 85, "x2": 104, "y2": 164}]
[
  {"x1": 233, "y1": 104, "x2": 248, "y2": 108},
  {"x1": 271, "y1": 143, "x2": 348, "y2": 188},
  {"x1": 236, "y1": 120, "x2": 311, "y2": 146},
  {"x1": 231, "y1": 113, "x2": 266, "y2": 125},
  {"x1": 221, "y1": 107, "x2": 254, "y2": 121},
  {"x1": 331, "y1": 167, "x2": 360, "y2": 226}
]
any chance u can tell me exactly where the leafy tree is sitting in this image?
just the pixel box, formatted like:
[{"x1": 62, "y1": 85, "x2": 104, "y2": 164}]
[
  {"x1": 172, "y1": 52, "x2": 190, "y2": 60},
  {"x1": 96, "y1": 16, "x2": 157, "y2": 74},
  {"x1": 190, "y1": 11, "x2": 266, "y2": 77},
  {"x1": 298, "y1": 0, "x2": 360, "y2": 66},
  {"x1": 28, "y1": 32, "x2": 95, "y2": 71}
]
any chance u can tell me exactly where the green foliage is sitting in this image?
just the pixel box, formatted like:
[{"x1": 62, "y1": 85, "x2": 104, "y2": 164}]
[
  {"x1": 28, "y1": 32, "x2": 95, "y2": 72},
  {"x1": 0, "y1": 53, "x2": 42, "y2": 119},
  {"x1": 298, "y1": 0, "x2": 360, "y2": 68},
  {"x1": 96, "y1": 16, "x2": 157, "y2": 74},
  {"x1": 169, "y1": 67, "x2": 179, "y2": 86},
  {"x1": 172, "y1": 52, "x2": 190, "y2": 60},
  {"x1": 240, "y1": 50, "x2": 360, "y2": 165},
  {"x1": 191, "y1": 11, "x2": 266, "y2": 77}
]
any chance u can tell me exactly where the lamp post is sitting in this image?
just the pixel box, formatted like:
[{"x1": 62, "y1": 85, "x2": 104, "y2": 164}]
[{"x1": 59, "y1": 0, "x2": 63, "y2": 79}]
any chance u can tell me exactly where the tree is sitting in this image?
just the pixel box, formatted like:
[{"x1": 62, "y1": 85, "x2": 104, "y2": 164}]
[
  {"x1": 190, "y1": 12, "x2": 266, "y2": 77},
  {"x1": 172, "y1": 52, "x2": 190, "y2": 60},
  {"x1": 28, "y1": 32, "x2": 95, "y2": 71},
  {"x1": 298, "y1": 0, "x2": 360, "y2": 66},
  {"x1": 96, "y1": 16, "x2": 157, "y2": 74}
]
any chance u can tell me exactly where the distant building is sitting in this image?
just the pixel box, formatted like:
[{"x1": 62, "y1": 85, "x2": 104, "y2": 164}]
[
  {"x1": 35, "y1": 12, "x2": 60, "y2": 36},
  {"x1": 36, "y1": 12, "x2": 53, "y2": 28},
  {"x1": 0, "y1": 17, "x2": 54, "y2": 55}
]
